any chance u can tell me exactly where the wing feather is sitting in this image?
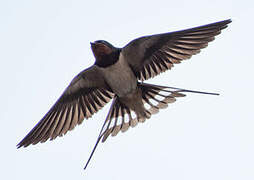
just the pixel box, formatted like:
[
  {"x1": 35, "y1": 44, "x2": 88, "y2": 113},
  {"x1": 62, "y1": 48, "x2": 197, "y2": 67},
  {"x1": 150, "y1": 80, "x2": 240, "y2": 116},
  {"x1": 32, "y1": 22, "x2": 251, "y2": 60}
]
[
  {"x1": 122, "y1": 19, "x2": 231, "y2": 81},
  {"x1": 17, "y1": 66, "x2": 114, "y2": 148}
]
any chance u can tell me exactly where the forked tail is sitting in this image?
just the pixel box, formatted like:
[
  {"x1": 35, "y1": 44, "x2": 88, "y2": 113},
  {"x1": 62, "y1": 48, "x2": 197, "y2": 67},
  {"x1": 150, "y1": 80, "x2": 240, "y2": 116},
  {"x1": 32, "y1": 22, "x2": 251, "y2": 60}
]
[{"x1": 84, "y1": 83, "x2": 219, "y2": 170}]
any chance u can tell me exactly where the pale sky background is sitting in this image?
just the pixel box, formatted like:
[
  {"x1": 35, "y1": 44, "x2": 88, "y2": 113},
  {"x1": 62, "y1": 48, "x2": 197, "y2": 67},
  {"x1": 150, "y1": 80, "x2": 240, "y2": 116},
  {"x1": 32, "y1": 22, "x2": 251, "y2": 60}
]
[{"x1": 1, "y1": 0, "x2": 253, "y2": 179}]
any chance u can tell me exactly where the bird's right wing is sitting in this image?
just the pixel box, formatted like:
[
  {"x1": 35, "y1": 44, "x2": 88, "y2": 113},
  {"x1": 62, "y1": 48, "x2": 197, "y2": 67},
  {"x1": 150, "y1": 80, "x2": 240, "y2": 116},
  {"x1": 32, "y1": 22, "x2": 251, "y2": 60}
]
[{"x1": 17, "y1": 65, "x2": 114, "y2": 148}]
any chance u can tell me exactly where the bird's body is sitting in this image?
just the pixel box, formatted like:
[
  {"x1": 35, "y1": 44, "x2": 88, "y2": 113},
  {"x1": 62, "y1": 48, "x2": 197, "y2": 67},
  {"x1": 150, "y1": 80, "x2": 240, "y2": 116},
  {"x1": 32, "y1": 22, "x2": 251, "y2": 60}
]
[
  {"x1": 98, "y1": 53, "x2": 137, "y2": 98},
  {"x1": 17, "y1": 19, "x2": 232, "y2": 170},
  {"x1": 92, "y1": 41, "x2": 151, "y2": 120}
]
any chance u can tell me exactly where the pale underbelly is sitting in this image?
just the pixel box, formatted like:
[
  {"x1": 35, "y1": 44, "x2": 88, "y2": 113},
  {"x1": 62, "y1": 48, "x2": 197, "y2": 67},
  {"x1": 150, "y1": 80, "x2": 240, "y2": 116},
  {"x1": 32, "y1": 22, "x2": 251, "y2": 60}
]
[
  {"x1": 99, "y1": 54, "x2": 137, "y2": 97},
  {"x1": 104, "y1": 69, "x2": 137, "y2": 97}
]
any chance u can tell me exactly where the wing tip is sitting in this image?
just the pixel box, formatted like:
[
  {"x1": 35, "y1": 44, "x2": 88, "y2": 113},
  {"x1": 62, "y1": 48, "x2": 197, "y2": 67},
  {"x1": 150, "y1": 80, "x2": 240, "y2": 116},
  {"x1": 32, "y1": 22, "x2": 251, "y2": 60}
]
[
  {"x1": 225, "y1": 19, "x2": 232, "y2": 23},
  {"x1": 16, "y1": 141, "x2": 27, "y2": 149},
  {"x1": 220, "y1": 19, "x2": 232, "y2": 29},
  {"x1": 17, "y1": 138, "x2": 26, "y2": 148},
  {"x1": 212, "y1": 19, "x2": 232, "y2": 26},
  {"x1": 17, "y1": 138, "x2": 30, "y2": 149},
  {"x1": 220, "y1": 19, "x2": 232, "y2": 24},
  {"x1": 16, "y1": 143, "x2": 22, "y2": 149}
]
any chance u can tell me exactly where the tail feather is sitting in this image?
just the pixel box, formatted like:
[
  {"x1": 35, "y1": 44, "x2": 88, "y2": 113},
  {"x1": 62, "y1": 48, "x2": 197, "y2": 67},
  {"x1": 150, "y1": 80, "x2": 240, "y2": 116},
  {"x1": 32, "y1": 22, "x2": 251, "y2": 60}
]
[
  {"x1": 100, "y1": 83, "x2": 190, "y2": 143},
  {"x1": 84, "y1": 83, "x2": 219, "y2": 170}
]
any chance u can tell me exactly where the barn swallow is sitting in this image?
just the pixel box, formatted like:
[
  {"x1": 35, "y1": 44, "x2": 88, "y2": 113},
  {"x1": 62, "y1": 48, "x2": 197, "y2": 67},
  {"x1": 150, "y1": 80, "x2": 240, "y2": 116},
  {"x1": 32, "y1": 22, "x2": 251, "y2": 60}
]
[{"x1": 17, "y1": 19, "x2": 231, "y2": 170}]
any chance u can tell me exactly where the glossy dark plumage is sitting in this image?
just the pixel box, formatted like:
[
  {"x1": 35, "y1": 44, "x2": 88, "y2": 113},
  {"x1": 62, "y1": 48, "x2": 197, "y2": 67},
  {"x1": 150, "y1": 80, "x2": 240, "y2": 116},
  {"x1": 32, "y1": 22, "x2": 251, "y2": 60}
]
[{"x1": 17, "y1": 19, "x2": 231, "y2": 169}]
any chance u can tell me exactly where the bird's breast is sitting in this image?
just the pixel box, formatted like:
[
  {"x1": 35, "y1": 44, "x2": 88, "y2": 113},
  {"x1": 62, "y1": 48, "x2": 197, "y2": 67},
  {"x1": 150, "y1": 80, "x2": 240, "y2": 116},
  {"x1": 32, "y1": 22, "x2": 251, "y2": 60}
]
[{"x1": 98, "y1": 53, "x2": 137, "y2": 97}]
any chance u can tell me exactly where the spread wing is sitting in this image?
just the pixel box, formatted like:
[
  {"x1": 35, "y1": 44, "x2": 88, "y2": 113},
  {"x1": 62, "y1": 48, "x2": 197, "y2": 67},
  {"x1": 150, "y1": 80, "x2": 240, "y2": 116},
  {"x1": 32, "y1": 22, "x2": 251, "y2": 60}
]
[
  {"x1": 122, "y1": 19, "x2": 231, "y2": 81},
  {"x1": 17, "y1": 65, "x2": 114, "y2": 148}
]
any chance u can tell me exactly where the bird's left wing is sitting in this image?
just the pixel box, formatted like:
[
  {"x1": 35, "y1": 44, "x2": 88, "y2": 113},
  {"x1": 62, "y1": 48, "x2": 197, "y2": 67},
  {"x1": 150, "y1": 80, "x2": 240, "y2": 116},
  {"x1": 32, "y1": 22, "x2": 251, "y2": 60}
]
[
  {"x1": 122, "y1": 19, "x2": 231, "y2": 81},
  {"x1": 17, "y1": 65, "x2": 114, "y2": 148}
]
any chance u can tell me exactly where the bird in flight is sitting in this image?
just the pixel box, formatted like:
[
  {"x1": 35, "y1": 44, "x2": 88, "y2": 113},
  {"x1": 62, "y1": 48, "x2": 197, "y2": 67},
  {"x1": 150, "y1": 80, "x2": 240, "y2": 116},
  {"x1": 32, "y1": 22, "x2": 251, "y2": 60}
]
[{"x1": 17, "y1": 19, "x2": 231, "y2": 170}]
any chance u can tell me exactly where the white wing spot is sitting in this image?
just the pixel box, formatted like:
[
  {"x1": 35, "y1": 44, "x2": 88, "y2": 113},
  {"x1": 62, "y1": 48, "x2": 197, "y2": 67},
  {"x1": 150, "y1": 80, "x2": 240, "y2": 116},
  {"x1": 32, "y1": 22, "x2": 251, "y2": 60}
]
[
  {"x1": 116, "y1": 117, "x2": 122, "y2": 126},
  {"x1": 130, "y1": 111, "x2": 137, "y2": 119},
  {"x1": 149, "y1": 98, "x2": 159, "y2": 106},
  {"x1": 158, "y1": 90, "x2": 171, "y2": 97},
  {"x1": 144, "y1": 102, "x2": 151, "y2": 110},
  {"x1": 123, "y1": 113, "x2": 129, "y2": 123},
  {"x1": 154, "y1": 94, "x2": 164, "y2": 101}
]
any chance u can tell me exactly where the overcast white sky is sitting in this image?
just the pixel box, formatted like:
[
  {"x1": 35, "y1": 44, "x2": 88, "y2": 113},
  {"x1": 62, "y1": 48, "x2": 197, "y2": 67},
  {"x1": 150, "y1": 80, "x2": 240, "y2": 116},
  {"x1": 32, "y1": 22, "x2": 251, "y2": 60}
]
[{"x1": 1, "y1": 0, "x2": 253, "y2": 179}]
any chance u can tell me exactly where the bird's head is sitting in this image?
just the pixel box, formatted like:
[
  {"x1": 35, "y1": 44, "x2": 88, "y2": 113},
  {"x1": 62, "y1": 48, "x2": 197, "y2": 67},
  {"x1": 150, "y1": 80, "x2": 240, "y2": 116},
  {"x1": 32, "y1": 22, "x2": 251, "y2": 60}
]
[{"x1": 90, "y1": 40, "x2": 116, "y2": 60}]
